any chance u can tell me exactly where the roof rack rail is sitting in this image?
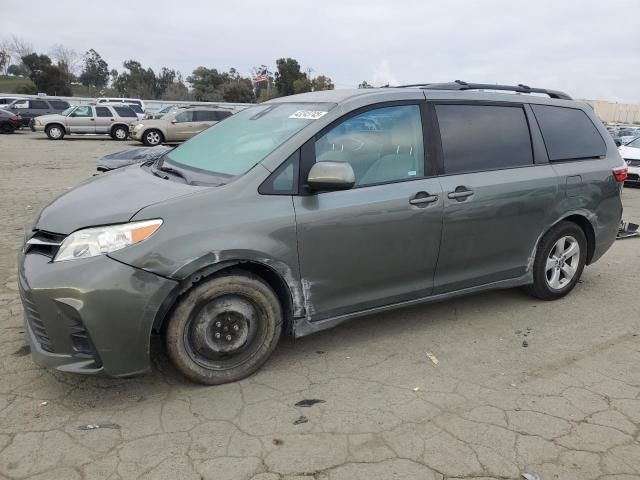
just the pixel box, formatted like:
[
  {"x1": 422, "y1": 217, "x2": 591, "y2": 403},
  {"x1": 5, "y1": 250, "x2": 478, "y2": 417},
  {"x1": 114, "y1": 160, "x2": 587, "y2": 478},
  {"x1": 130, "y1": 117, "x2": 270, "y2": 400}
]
[{"x1": 392, "y1": 80, "x2": 572, "y2": 100}]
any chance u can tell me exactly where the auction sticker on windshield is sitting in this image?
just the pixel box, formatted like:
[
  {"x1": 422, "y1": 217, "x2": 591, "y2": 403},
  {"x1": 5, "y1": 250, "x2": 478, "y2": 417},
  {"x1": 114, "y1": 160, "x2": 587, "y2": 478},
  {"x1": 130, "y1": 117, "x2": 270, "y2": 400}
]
[{"x1": 289, "y1": 110, "x2": 328, "y2": 120}]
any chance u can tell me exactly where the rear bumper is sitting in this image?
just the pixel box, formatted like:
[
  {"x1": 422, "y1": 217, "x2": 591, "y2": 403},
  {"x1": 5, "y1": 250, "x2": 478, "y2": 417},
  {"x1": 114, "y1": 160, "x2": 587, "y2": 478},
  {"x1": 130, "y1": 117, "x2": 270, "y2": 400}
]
[{"x1": 18, "y1": 250, "x2": 177, "y2": 377}]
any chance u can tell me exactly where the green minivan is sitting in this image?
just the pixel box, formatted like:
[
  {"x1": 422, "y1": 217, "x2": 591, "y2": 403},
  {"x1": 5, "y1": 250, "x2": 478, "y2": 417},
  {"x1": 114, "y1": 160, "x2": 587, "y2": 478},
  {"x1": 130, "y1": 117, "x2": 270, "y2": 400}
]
[{"x1": 19, "y1": 82, "x2": 626, "y2": 384}]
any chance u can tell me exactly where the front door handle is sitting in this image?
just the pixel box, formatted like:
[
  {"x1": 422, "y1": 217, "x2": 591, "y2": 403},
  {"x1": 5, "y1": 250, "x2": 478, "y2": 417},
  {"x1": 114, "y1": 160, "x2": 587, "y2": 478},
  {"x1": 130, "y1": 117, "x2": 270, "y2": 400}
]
[
  {"x1": 447, "y1": 188, "x2": 474, "y2": 200},
  {"x1": 410, "y1": 191, "x2": 439, "y2": 207}
]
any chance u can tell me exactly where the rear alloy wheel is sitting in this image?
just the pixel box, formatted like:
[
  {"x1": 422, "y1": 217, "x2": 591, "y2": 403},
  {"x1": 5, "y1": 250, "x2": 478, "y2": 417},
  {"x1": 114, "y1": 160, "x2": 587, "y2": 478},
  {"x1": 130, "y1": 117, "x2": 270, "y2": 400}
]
[
  {"x1": 45, "y1": 124, "x2": 64, "y2": 140},
  {"x1": 524, "y1": 221, "x2": 587, "y2": 300},
  {"x1": 143, "y1": 129, "x2": 163, "y2": 146},
  {"x1": 112, "y1": 125, "x2": 129, "y2": 141},
  {"x1": 166, "y1": 272, "x2": 282, "y2": 384}
]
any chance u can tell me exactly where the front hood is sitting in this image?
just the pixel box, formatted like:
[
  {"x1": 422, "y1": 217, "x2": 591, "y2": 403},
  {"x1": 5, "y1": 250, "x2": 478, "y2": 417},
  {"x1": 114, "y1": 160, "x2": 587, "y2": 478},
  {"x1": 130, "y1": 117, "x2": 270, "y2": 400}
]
[
  {"x1": 35, "y1": 164, "x2": 206, "y2": 234},
  {"x1": 35, "y1": 114, "x2": 66, "y2": 122},
  {"x1": 619, "y1": 146, "x2": 640, "y2": 160}
]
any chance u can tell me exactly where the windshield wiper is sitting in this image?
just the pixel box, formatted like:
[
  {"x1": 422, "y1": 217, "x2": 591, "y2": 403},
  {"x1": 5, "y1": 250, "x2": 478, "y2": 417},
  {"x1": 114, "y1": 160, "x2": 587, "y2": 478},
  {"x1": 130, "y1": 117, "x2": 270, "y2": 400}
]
[{"x1": 151, "y1": 159, "x2": 192, "y2": 184}]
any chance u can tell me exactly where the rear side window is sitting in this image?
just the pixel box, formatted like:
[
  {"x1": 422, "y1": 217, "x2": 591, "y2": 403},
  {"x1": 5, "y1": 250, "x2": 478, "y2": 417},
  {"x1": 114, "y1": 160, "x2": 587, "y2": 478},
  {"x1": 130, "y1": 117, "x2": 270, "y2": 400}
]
[
  {"x1": 49, "y1": 100, "x2": 69, "y2": 109},
  {"x1": 96, "y1": 107, "x2": 112, "y2": 117},
  {"x1": 30, "y1": 100, "x2": 49, "y2": 109},
  {"x1": 531, "y1": 105, "x2": 606, "y2": 161},
  {"x1": 194, "y1": 110, "x2": 224, "y2": 121},
  {"x1": 436, "y1": 104, "x2": 533, "y2": 174},
  {"x1": 113, "y1": 106, "x2": 136, "y2": 118},
  {"x1": 175, "y1": 111, "x2": 195, "y2": 123}
]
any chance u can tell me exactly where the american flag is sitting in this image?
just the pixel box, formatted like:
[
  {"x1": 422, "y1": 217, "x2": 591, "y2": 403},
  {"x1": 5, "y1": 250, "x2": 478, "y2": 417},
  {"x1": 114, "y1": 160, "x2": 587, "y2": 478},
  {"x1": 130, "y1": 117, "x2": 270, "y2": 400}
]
[{"x1": 252, "y1": 66, "x2": 269, "y2": 85}]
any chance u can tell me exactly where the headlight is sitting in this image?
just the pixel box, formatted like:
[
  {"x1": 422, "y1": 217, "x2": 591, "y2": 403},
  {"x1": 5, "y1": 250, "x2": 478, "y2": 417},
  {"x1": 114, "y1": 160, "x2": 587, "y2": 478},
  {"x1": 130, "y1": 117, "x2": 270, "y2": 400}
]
[{"x1": 54, "y1": 219, "x2": 162, "y2": 262}]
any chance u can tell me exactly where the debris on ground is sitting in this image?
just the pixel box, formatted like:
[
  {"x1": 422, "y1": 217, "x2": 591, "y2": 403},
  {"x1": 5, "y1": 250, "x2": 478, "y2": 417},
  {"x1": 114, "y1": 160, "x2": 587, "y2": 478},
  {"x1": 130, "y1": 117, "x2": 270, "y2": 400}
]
[
  {"x1": 273, "y1": 438, "x2": 284, "y2": 446},
  {"x1": 316, "y1": 350, "x2": 325, "y2": 354},
  {"x1": 78, "y1": 423, "x2": 121, "y2": 431},
  {"x1": 412, "y1": 387, "x2": 420, "y2": 392},
  {"x1": 426, "y1": 352, "x2": 439, "y2": 365},
  {"x1": 295, "y1": 399, "x2": 326, "y2": 407},
  {"x1": 38, "y1": 401, "x2": 48, "y2": 407},
  {"x1": 617, "y1": 221, "x2": 639, "y2": 239},
  {"x1": 522, "y1": 340, "x2": 529, "y2": 347},
  {"x1": 522, "y1": 474, "x2": 542, "y2": 480},
  {"x1": 293, "y1": 415, "x2": 309, "y2": 425}
]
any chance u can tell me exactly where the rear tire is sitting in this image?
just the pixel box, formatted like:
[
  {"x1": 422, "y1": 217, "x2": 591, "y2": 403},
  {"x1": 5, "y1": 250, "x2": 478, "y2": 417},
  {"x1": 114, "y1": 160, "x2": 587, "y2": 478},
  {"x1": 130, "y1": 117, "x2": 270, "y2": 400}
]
[
  {"x1": 166, "y1": 272, "x2": 282, "y2": 385},
  {"x1": 0, "y1": 123, "x2": 14, "y2": 134},
  {"x1": 524, "y1": 221, "x2": 587, "y2": 300},
  {"x1": 45, "y1": 124, "x2": 64, "y2": 140},
  {"x1": 111, "y1": 125, "x2": 129, "y2": 141},
  {"x1": 143, "y1": 129, "x2": 163, "y2": 146}
]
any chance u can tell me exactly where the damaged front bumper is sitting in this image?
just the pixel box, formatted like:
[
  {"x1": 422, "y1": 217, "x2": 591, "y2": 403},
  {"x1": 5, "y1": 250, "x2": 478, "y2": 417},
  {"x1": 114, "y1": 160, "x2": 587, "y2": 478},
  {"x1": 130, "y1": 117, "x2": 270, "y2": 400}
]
[{"x1": 18, "y1": 249, "x2": 177, "y2": 377}]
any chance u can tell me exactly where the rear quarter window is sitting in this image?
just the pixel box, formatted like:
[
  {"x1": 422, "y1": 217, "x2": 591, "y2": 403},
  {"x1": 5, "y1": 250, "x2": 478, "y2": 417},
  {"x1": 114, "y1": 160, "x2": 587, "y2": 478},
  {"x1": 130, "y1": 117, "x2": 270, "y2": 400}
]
[
  {"x1": 113, "y1": 106, "x2": 137, "y2": 118},
  {"x1": 531, "y1": 105, "x2": 606, "y2": 161},
  {"x1": 436, "y1": 104, "x2": 533, "y2": 174},
  {"x1": 30, "y1": 100, "x2": 49, "y2": 109},
  {"x1": 49, "y1": 100, "x2": 70, "y2": 109}
]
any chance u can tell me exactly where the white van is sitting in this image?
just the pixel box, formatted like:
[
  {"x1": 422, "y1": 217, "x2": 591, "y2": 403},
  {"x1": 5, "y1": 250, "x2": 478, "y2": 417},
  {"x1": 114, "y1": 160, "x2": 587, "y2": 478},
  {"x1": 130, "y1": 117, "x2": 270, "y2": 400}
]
[{"x1": 97, "y1": 97, "x2": 146, "y2": 112}]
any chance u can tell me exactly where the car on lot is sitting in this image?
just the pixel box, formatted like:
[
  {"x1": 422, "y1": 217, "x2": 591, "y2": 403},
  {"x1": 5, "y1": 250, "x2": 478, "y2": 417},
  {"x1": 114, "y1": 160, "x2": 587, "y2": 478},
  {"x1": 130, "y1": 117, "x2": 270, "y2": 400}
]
[
  {"x1": 30, "y1": 104, "x2": 138, "y2": 140},
  {"x1": 0, "y1": 96, "x2": 16, "y2": 106},
  {"x1": 5, "y1": 98, "x2": 71, "y2": 126},
  {"x1": 19, "y1": 81, "x2": 625, "y2": 384},
  {"x1": 130, "y1": 107, "x2": 233, "y2": 145},
  {"x1": 618, "y1": 136, "x2": 640, "y2": 186},
  {"x1": 0, "y1": 108, "x2": 22, "y2": 133},
  {"x1": 97, "y1": 97, "x2": 145, "y2": 112}
]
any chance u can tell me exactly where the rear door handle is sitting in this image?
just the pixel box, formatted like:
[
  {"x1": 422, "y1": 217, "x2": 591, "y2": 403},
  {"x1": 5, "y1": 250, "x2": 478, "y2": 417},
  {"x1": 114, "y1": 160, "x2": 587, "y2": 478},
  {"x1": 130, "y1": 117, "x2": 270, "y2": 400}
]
[
  {"x1": 447, "y1": 188, "x2": 474, "y2": 200},
  {"x1": 409, "y1": 192, "x2": 439, "y2": 207}
]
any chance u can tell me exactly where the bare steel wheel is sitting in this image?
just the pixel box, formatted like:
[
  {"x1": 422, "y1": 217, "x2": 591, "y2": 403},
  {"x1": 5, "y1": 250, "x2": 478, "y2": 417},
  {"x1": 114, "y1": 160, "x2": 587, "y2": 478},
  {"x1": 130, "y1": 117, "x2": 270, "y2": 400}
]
[
  {"x1": 166, "y1": 272, "x2": 282, "y2": 384},
  {"x1": 524, "y1": 221, "x2": 587, "y2": 300}
]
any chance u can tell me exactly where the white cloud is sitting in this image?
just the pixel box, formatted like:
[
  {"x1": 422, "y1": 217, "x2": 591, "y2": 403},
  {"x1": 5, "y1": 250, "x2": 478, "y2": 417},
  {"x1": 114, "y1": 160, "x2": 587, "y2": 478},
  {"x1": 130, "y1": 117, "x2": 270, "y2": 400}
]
[{"x1": 372, "y1": 60, "x2": 399, "y2": 87}]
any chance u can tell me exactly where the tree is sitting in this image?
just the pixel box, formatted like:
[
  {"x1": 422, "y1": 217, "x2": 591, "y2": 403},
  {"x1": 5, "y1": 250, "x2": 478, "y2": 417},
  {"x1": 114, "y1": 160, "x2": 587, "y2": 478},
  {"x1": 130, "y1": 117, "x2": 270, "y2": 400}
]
[
  {"x1": 9, "y1": 35, "x2": 33, "y2": 61},
  {"x1": 358, "y1": 80, "x2": 374, "y2": 89},
  {"x1": 7, "y1": 64, "x2": 27, "y2": 76},
  {"x1": 49, "y1": 44, "x2": 80, "y2": 76},
  {"x1": 312, "y1": 75, "x2": 335, "y2": 91},
  {"x1": 222, "y1": 81, "x2": 255, "y2": 103},
  {"x1": 0, "y1": 39, "x2": 10, "y2": 75},
  {"x1": 21, "y1": 53, "x2": 71, "y2": 95},
  {"x1": 112, "y1": 60, "x2": 156, "y2": 98},
  {"x1": 78, "y1": 49, "x2": 109, "y2": 93},
  {"x1": 293, "y1": 75, "x2": 312, "y2": 94},
  {"x1": 274, "y1": 58, "x2": 303, "y2": 96}
]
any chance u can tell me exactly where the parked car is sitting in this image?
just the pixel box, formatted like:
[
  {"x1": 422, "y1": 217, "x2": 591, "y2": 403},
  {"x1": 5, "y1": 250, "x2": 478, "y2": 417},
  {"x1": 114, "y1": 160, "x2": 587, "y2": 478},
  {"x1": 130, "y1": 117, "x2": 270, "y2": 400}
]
[
  {"x1": 130, "y1": 107, "x2": 233, "y2": 146},
  {"x1": 97, "y1": 97, "x2": 145, "y2": 112},
  {"x1": 30, "y1": 104, "x2": 138, "y2": 140},
  {"x1": 143, "y1": 104, "x2": 197, "y2": 120},
  {"x1": 96, "y1": 146, "x2": 173, "y2": 172},
  {"x1": 0, "y1": 109, "x2": 22, "y2": 133},
  {"x1": 0, "y1": 97, "x2": 16, "y2": 107},
  {"x1": 19, "y1": 82, "x2": 625, "y2": 384},
  {"x1": 5, "y1": 98, "x2": 71, "y2": 126},
  {"x1": 618, "y1": 136, "x2": 640, "y2": 186}
]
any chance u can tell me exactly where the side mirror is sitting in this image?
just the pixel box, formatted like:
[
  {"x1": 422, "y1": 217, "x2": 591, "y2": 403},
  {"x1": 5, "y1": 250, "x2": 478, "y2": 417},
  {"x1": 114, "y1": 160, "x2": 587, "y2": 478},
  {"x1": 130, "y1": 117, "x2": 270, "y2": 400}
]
[
  {"x1": 307, "y1": 161, "x2": 355, "y2": 191},
  {"x1": 614, "y1": 139, "x2": 622, "y2": 147},
  {"x1": 171, "y1": 119, "x2": 176, "y2": 124}
]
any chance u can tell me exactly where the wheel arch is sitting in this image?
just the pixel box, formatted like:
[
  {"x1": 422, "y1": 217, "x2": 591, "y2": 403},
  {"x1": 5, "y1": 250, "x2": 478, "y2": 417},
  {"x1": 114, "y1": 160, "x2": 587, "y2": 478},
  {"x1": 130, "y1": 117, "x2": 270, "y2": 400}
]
[
  {"x1": 45, "y1": 122, "x2": 67, "y2": 134},
  {"x1": 555, "y1": 213, "x2": 596, "y2": 265},
  {"x1": 151, "y1": 259, "x2": 301, "y2": 337}
]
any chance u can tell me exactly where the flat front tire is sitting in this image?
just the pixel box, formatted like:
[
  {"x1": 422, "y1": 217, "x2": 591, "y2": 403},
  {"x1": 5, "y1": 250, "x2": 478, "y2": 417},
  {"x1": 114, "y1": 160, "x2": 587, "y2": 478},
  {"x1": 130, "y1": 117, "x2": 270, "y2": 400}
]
[
  {"x1": 524, "y1": 221, "x2": 587, "y2": 300},
  {"x1": 166, "y1": 272, "x2": 282, "y2": 385}
]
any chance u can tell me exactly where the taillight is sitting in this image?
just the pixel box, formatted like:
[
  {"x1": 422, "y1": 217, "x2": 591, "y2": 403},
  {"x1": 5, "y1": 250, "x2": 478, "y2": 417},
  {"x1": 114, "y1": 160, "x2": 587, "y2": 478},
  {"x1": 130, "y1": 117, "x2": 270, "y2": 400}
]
[
  {"x1": 9, "y1": 115, "x2": 19, "y2": 121},
  {"x1": 613, "y1": 166, "x2": 628, "y2": 182}
]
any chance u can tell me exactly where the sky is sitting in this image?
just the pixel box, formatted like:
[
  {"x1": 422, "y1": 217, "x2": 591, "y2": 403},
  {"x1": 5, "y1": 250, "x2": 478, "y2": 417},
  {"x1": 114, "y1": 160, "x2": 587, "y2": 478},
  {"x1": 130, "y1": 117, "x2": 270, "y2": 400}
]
[{"x1": 3, "y1": 0, "x2": 640, "y2": 103}]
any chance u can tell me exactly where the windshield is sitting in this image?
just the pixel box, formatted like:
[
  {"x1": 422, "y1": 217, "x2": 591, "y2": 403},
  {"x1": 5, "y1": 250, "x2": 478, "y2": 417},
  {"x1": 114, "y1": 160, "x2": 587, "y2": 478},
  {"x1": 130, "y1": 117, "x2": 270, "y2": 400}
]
[
  {"x1": 61, "y1": 107, "x2": 74, "y2": 116},
  {"x1": 626, "y1": 137, "x2": 640, "y2": 148},
  {"x1": 165, "y1": 102, "x2": 335, "y2": 176}
]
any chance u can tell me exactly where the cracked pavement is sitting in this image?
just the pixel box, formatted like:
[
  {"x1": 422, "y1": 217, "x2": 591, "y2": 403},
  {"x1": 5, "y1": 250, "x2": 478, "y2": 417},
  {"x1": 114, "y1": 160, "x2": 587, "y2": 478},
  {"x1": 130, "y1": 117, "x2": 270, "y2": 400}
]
[{"x1": 0, "y1": 132, "x2": 639, "y2": 480}]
